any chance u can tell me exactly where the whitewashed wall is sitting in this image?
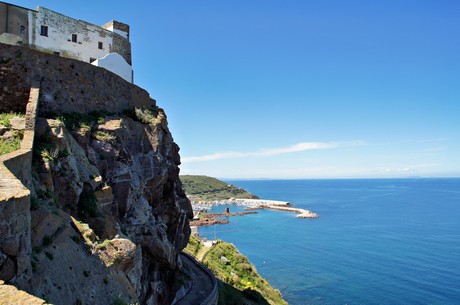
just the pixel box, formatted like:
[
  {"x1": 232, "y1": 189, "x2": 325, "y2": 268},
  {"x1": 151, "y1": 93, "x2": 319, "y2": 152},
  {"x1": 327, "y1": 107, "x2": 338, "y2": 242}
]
[
  {"x1": 93, "y1": 53, "x2": 132, "y2": 83},
  {"x1": 30, "y1": 7, "x2": 113, "y2": 64}
]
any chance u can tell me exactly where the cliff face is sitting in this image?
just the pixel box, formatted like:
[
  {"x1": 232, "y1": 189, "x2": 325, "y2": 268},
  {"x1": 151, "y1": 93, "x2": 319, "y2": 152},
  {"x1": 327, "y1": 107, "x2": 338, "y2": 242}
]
[{"x1": 0, "y1": 43, "x2": 193, "y2": 305}]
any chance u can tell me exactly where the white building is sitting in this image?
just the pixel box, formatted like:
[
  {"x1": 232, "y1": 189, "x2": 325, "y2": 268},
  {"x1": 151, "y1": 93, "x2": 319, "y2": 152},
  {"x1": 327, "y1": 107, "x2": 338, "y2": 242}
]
[{"x1": 0, "y1": 2, "x2": 133, "y2": 83}]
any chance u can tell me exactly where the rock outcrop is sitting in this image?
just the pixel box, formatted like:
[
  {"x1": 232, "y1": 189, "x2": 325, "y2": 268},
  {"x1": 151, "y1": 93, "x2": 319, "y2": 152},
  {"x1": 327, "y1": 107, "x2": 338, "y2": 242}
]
[
  {"x1": 27, "y1": 109, "x2": 192, "y2": 305},
  {"x1": 0, "y1": 42, "x2": 193, "y2": 305}
]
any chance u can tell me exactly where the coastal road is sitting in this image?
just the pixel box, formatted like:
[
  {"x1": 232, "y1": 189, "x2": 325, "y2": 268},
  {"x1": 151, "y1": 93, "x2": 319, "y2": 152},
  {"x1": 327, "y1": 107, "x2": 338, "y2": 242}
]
[{"x1": 175, "y1": 253, "x2": 218, "y2": 305}]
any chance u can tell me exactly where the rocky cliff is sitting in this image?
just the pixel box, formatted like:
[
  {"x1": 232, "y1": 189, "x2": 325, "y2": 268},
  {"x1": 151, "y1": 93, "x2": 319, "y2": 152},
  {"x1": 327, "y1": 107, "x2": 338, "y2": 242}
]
[{"x1": 0, "y1": 43, "x2": 193, "y2": 305}]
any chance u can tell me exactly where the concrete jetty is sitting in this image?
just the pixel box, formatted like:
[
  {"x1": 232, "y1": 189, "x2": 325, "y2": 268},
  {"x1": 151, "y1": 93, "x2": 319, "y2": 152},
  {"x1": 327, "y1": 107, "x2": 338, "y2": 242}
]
[
  {"x1": 234, "y1": 199, "x2": 319, "y2": 218},
  {"x1": 191, "y1": 198, "x2": 319, "y2": 218},
  {"x1": 253, "y1": 205, "x2": 319, "y2": 218},
  {"x1": 229, "y1": 198, "x2": 292, "y2": 206}
]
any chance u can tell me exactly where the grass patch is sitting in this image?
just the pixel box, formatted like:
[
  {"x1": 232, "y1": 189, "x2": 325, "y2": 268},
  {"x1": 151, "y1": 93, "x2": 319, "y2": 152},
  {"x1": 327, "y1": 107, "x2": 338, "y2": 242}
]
[
  {"x1": 92, "y1": 130, "x2": 116, "y2": 143},
  {"x1": 96, "y1": 239, "x2": 112, "y2": 249},
  {"x1": 0, "y1": 112, "x2": 23, "y2": 127},
  {"x1": 184, "y1": 235, "x2": 201, "y2": 257},
  {"x1": 0, "y1": 112, "x2": 24, "y2": 155},
  {"x1": 54, "y1": 110, "x2": 111, "y2": 130},
  {"x1": 186, "y1": 236, "x2": 287, "y2": 305},
  {"x1": 0, "y1": 133, "x2": 22, "y2": 155},
  {"x1": 134, "y1": 107, "x2": 158, "y2": 124}
]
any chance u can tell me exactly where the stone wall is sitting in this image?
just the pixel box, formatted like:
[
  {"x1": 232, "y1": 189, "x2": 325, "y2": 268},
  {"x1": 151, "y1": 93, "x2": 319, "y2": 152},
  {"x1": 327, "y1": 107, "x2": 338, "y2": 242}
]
[
  {"x1": 0, "y1": 183, "x2": 31, "y2": 283},
  {"x1": 0, "y1": 43, "x2": 154, "y2": 115},
  {"x1": 0, "y1": 2, "x2": 31, "y2": 46},
  {"x1": 111, "y1": 33, "x2": 132, "y2": 66},
  {"x1": 0, "y1": 84, "x2": 39, "y2": 285}
]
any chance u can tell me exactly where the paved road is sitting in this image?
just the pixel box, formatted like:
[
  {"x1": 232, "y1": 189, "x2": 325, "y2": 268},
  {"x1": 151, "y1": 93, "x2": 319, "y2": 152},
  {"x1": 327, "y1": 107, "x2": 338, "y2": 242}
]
[{"x1": 176, "y1": 253, "x2": 217, "y2": 305}]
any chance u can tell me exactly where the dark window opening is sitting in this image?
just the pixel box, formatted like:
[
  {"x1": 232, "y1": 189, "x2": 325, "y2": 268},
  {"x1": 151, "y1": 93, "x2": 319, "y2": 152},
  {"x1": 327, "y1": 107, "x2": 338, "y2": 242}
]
[
  {"x1": 98, "y1": 41, "x2": 103, "y2": 50},
  {"x1": 71, "y1": 34, "x2": 77, "y2": 43},
  {"x1": 20, "y1": 26, "x2": 25, "y2": 34},
  {"x1": 40, "y1": 25, "x2": 48, "y2": 37}
]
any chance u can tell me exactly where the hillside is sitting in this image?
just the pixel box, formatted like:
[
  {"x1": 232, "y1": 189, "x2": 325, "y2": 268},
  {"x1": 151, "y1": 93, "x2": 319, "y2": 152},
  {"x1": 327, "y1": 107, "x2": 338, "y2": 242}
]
[
  {"x1": 185, "y1": 236, "x2": 288, "y2": 305},
  {"x1": 180, "y1": 175, "x2": 259, "y2": 202}
]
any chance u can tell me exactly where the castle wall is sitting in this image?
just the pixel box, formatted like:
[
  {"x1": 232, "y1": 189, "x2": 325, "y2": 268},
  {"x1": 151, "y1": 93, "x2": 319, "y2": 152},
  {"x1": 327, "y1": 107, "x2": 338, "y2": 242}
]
[
  {"x1": 1, "y1": 2, "x2": 133, "y2": 82},
  {"x1": 0, "y1": 43, "x2": 154, "y2": 115},
  {"x1": 0, "y1": 84, "x2": 38, "y2": 285}
]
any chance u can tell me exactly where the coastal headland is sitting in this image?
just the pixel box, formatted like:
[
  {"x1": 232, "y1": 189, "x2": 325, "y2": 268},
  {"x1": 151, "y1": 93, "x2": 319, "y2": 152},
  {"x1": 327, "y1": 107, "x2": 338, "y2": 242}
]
[{"x1": 180, "y1": 175, "x2": 320, "y2": 219}]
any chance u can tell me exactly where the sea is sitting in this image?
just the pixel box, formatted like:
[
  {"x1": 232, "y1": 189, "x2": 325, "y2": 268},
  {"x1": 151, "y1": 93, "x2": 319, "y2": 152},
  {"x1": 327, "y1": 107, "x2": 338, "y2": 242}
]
[{"x1": 197, "y1": 178, "x2": 460, "y2": 305}]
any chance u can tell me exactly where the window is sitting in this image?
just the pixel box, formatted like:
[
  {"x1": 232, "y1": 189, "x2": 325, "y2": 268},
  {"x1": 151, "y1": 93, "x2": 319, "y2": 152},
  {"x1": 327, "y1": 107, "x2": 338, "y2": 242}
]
[
  {"x1": 20, "y1": 26, "x2": 25, "y2": 34},
  {"x1": 71, "y1": 34, "x2": 77, "y2": 43},
  {"x1": 40, "y1": 25, "x2": 48, "y2": 37},
  {"x1": 98, "y1": 41, "x2": 103, "y2": 50}
]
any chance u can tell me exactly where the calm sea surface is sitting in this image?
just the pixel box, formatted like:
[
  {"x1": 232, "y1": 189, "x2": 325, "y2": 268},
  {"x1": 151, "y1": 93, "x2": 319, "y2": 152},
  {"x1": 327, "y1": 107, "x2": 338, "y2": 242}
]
[{"x1": 198, "y1": 178, "x2": 460, "y2": 305}]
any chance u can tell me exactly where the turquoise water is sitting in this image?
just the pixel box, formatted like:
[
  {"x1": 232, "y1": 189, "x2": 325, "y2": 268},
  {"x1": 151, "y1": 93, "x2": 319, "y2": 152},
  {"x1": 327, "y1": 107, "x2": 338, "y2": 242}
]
[{"x1": 198, "y1": 178, "x2": 460, "y2": 304}]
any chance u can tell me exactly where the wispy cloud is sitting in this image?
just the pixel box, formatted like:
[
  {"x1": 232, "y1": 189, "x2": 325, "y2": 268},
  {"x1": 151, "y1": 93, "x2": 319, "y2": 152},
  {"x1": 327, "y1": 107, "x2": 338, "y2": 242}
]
[
  {"x1": 373, "y1": 163, "x2": 437, "y2": 174},
  {"x1": 182, "y1": 141, "x2": 361, "y2": 163}
]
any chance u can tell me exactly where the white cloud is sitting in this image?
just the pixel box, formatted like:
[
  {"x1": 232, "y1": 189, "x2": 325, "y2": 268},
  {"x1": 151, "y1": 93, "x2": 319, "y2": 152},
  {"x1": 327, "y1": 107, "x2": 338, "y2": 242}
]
[
  {"x1": 182, "y1": 141, "x2": 360, "y2": 163},
  {"x1": 373, "y1": 163, "x2": 437, "y2": 174}
]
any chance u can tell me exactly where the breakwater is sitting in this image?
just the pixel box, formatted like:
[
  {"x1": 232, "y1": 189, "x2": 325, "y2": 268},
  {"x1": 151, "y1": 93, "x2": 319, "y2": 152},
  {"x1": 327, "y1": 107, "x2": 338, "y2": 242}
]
[
  {"x1": 248, "y1": 204, "x2": 319, "y2": 218},
  {"x1": 232, "y1": 199, "x2": 319, "y2": 218},
  {"x1": 191, "y1": 198, "x2": 319, "y2": 218}
]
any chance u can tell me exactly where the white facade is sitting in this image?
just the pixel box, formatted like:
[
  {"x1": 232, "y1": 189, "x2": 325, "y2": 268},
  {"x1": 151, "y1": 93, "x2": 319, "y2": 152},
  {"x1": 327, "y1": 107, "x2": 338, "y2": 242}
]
[
  {"x1": 30, "y1": 7, "x2": 114, "y2": 64},
  {"x1": 93, "y1": 53, "x2": 132, "y2": 83},
  {"x1": 0, "y1": 3, "x2": 133, "y2": 83}
]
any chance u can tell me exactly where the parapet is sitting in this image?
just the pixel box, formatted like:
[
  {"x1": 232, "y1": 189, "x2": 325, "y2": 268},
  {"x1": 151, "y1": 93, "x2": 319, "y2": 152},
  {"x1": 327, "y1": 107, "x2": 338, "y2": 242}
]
[{"x1": 102, "y1": 20, "x2": 130, "y2": 40}]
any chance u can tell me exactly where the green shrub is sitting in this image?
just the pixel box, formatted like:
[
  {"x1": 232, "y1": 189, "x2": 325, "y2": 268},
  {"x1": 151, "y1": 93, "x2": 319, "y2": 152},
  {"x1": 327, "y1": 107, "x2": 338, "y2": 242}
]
[
  {"x1": 92, "y1": 130, "x2": 116, "y2": 143},
  {"x1": 42, "y1": 235, "x2": 53, "y2": 247},
  {"x1": 30, "y1": 197, "x2": 40, "y2": 211},
  {"x1": 44, "y1": 251, "x2": 54, "y2": 260},
  {"x1": 0, "y1": 136, "x2": 22, "y2": 155},
  {"x1": 54, "y1": 110, "x2": 111, "y2": 130},
  {"x1": 96, "y1": 239, "x2": 112, "y2": 249},
  {"x1": 78, "y1": 189, "x2": 98, "y2": 218},
  {"x1": 71, "y1": 235, "x2": 82, "y2": 244},
  {"x1": 133, "y1": 107, "x2": 160, "y2": 124},
  {"x1": 0, "y1": 112, "x2": 24, "y2": 127}
]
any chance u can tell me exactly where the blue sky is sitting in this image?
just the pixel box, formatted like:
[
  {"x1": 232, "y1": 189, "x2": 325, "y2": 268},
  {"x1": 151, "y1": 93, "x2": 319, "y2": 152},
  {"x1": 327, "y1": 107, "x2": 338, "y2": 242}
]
[{"x1": 13, "y1": 0, "x2": 460, "y2": 178}]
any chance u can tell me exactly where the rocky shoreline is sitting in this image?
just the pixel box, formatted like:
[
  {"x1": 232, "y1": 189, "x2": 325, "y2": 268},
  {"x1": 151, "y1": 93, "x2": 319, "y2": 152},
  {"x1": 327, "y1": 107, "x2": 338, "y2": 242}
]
[{"x1": 190, "y1": 210, "x2": 258, "y2": 227}]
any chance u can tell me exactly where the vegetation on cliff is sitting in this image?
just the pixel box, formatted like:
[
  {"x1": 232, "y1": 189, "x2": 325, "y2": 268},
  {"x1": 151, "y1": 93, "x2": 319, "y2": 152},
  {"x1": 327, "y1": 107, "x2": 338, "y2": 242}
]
[
  {"x1": 185, "y1": 235, "x2": 288, "y2": 305},
  {"x1": 180, "y1": 175, "x2": 259, "y2": 202},
  {"x1": 25, "y1": 108, "x2": 192, "y2": 305},
  {"x1": 0, "y1": 112, "x2": 24, "y2": 155}
]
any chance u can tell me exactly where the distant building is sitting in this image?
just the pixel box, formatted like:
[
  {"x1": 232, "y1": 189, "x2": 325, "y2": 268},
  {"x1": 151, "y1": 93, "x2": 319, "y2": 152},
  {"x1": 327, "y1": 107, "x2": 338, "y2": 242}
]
[{"x1": 0, "y1": 2, "x2": 133, "y2": 82}]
